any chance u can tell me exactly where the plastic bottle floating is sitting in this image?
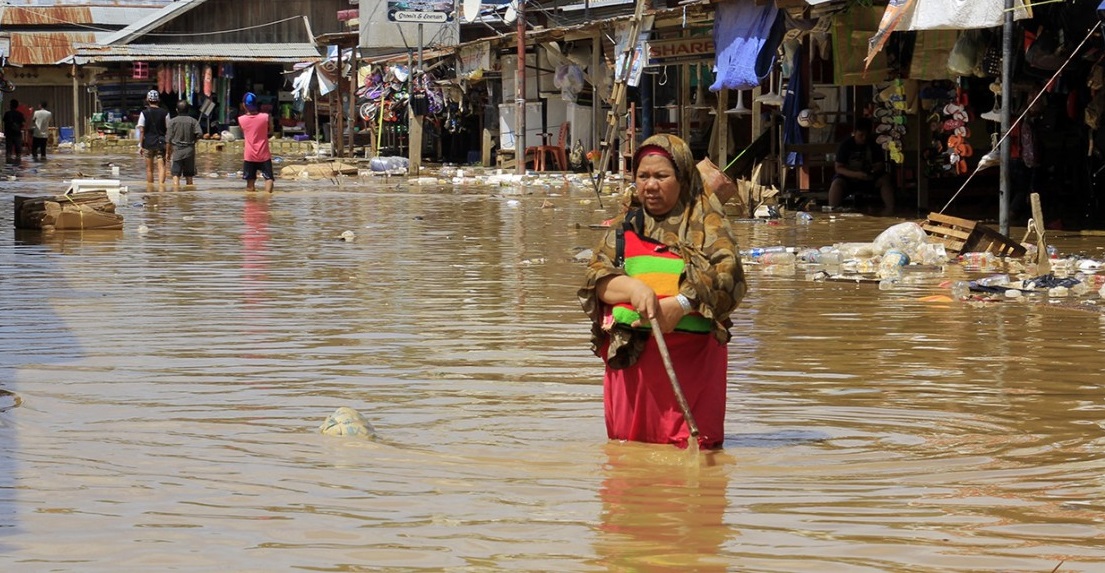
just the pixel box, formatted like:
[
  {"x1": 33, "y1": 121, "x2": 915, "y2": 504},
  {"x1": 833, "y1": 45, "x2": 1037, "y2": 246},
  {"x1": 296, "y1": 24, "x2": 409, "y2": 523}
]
[{"x1": 741, "y1": 246, "x2": 794, "y2": 258}]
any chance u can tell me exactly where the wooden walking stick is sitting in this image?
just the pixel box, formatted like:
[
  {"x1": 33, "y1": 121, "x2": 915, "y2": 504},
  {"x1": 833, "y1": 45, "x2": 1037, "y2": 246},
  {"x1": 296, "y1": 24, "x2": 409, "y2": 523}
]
[{"x1": 649, "y1": 317, "x2": 700, "y2": 445}]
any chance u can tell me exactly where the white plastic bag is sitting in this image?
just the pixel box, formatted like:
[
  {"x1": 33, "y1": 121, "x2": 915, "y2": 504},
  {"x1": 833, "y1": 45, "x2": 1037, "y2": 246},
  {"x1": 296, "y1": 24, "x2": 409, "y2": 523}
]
[
  {"x1": 554, "y1": 65, "x2": 585, "y2": 102},
  {"x1": 872, "y1": 222, "x2": 929, "y2": 258}
]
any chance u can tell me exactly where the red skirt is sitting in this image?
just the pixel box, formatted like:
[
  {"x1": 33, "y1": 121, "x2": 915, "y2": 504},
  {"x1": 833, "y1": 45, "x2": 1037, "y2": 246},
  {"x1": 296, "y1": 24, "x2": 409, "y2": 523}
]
[{"x1": 603, "y1": 332, "x2": 727, "y2": 448}]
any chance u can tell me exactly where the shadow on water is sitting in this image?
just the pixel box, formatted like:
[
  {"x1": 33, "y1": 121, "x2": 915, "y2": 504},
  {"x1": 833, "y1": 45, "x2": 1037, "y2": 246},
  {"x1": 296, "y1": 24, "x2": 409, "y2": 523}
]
[
  {"x1": 0, "y1": 227, "x2": 94, "y2": 553},
  {"x1": 2, "y1": 156, "x2": 135, "y2": 551},
  {"x1": 725, "y1": 429, "x2": 831, "y2": 448}
]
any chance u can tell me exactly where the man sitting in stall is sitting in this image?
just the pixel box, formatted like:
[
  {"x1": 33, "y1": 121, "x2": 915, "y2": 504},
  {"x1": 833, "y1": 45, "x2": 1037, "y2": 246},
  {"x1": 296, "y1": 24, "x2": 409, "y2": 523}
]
[{"x1": 827, "y1": 117, "x2": 895, "y2": 216}]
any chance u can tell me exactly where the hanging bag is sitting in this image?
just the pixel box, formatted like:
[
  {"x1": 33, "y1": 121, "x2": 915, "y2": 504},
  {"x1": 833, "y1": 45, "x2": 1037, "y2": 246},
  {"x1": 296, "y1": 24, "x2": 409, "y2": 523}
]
[
  {"x1": 1024, "y1": 27, "x2": 1066, "y2": 72},
  {"x1": 981, "y1": 35, "x2": 1003, "y2": 77},
  {"x1": 947, "y1": 30, "x2": 985, "y2": 78}
]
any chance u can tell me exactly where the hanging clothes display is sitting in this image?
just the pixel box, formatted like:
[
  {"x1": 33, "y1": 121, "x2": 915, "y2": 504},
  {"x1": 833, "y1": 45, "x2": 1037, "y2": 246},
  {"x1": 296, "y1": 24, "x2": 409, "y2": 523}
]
[
  {"x1": 709, "y1": 0, "x2": 783, "y2": 91},
  {"x1": 782, "y1": 49, "x2": 804, "y2": 167},
  {"x1": 292, "y1": 66, "x2": 315, "y2": 102}
]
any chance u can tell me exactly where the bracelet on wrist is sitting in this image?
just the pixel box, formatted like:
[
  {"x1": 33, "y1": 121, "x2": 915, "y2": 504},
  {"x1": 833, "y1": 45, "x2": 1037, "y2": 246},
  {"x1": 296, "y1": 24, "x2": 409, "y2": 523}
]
[{"x1": 675, "y1": 293, "x2": 693, "y2": 314}]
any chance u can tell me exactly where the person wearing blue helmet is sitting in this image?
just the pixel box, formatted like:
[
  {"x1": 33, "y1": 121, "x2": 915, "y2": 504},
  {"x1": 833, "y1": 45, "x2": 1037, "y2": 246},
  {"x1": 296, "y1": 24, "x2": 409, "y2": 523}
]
[{"x1": 238, "y1": 92, "x2": 274, "y2": 193}]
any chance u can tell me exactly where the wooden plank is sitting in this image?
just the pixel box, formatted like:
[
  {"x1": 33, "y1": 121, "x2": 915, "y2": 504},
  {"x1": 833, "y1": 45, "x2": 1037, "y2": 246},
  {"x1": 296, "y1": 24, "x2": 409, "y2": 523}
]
[
  {"x1": 968, "y1": 223, "x2": 1027, "y2": 257},
  {"x1": 925, "y1": 212, "x2": 978, "y2": 229},
  {"x1": 481, "y1": 127, "x2": 493, "y2": 167},
  {"x1": 1030, "y1": 192, "x2": 1050, "y2": 274},
  {"x1": 922, "y1": 225, "x2": 973, "y2": 241},
  {"x1": 717, "y1": 89, "x2": 728, "y2": 167}
]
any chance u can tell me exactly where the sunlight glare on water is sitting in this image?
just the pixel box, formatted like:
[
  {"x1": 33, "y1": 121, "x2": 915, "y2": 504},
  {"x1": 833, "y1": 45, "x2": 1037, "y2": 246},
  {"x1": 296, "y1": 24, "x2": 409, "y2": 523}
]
[{"x1": 0, "y1": 153, "x2": 1103, "y2": 572}]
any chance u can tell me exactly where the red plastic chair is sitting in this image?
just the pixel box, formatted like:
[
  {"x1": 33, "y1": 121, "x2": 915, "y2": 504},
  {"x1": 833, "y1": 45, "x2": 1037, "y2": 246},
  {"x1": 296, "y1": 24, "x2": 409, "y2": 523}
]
[{"x1": 525, "y1": 122, "x2": 569, "y2": 171}]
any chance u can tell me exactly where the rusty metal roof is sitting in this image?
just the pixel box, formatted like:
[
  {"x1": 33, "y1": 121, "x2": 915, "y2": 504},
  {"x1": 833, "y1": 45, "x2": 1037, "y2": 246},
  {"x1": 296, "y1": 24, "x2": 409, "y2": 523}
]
[
  {"x1": 1, "y1": 6, "x2": 94, "y2": 25},
  {"x1": 0, "y1": 5, "x2": 165, "y2": 28},
  {"x1": 8, "y1": 32, "x2": 101, "y2": 66},
  {"x1": 68, "y1": 42, "x2": 323, "y2": 64}
]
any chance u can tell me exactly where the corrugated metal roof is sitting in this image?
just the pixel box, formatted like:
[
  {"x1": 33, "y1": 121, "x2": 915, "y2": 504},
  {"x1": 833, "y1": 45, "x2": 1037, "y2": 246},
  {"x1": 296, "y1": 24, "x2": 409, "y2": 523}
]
[
  {"x1": 8, "y1": 32, "x2": 99, "y2": 66},
  {"x1": 2, "y1": 6, "x2": 94, "y2": 25},
  {"x1": 101, "y1": 0, "x2": 210, "y2": 45},
  {"x1": 0, "y1": 5, "x2": 164, "y2": 27},
  {"x1": 68, "y1": 42, "x2": 322, "y2": 64}
]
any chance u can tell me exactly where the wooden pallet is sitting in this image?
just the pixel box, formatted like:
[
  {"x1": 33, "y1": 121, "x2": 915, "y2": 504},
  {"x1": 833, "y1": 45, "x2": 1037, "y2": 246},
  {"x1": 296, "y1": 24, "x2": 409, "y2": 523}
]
[{"x1": 921, "y1": 212, "x2": 1026, "y2": 257}]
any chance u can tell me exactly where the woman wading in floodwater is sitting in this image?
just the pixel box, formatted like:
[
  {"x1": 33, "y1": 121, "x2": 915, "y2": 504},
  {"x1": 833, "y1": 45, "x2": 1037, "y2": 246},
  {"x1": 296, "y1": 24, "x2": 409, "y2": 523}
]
[{"x1": 579, "y1": 134, "x2": 746, "y2": 449}]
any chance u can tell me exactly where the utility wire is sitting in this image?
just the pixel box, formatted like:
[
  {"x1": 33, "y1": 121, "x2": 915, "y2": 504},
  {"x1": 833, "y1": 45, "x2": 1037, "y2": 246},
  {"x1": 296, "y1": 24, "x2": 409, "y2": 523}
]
[{"x1": 940, "y1": 20, "x2": 1102, "y2": 214}]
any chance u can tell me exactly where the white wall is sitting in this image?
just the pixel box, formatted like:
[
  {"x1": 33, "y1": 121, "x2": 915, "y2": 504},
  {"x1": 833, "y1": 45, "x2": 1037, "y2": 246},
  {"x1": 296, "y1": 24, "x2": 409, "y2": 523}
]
[
  {"x1": 500, "y1": 53, "x2": 539, "y2": 101},
  {"x1": 358, "y1": 0, "x2": 458, "y2": 50},
  {"x1": 567, "y1": 102, "x2": 592, "y2": 150}
]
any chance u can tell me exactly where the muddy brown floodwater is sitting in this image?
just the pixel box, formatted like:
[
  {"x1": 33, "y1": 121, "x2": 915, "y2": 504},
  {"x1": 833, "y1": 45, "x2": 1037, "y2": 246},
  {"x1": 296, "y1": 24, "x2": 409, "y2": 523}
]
[{"x1": 1, "y1": 151, "x2": 1104, "y2": 572}]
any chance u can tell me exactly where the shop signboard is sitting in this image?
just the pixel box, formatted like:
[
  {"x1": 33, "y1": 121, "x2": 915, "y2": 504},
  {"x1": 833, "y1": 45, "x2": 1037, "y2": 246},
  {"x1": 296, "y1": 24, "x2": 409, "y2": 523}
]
[
  {"x1": 648, "y1": 37, "x2": 715, "y2": 64},
  {"x1": 361, "y1": 0, "x2": 458, "y2": 50},
  {"x1": 387, "y1": 0, "x2": 453, "y2": 22}
]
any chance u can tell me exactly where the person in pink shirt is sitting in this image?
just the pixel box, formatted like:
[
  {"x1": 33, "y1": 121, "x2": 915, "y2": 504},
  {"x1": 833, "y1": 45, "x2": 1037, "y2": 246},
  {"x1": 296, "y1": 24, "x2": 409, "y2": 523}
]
[{"x1": 238, "y1": 92, "x2": 274, "y2": 193}]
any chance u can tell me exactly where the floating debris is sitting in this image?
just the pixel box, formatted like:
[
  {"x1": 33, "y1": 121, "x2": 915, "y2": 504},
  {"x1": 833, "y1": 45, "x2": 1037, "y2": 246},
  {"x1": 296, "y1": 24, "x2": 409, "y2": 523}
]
[{"x1": 319, "y1": 407, "x2": 376, "y2": 439}]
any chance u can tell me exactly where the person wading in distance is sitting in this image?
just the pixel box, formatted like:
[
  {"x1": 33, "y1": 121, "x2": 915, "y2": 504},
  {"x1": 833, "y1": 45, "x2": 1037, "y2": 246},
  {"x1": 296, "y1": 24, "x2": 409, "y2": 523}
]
[{"x1": 238, "y1": 92, "x2": 274, "y2": 193}]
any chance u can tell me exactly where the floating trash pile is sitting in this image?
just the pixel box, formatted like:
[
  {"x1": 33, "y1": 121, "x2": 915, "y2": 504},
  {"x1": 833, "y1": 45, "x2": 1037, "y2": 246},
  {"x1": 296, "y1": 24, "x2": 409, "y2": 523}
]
[{"x1": 739, "y1": 217, "x2": 1105, "y2": 309}]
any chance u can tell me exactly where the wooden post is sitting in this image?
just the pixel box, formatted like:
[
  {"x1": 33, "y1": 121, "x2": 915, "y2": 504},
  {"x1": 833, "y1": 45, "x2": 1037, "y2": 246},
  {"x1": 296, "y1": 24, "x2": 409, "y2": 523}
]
[
  {"x1": 315, "y1": 85, "x2": 323, "y2": 156},
  {"x1": 347, "y1": 53, "x2": 357, "y2": 157},
  {"x1": 716, "y1": 89, "x2": 728, "y2": 168},
  {"x1": 410, "y1": 25, "x2": 424, "y2": 175},
  {"x1": 71, "y1": 59, "x2": 81, "y2": 142},
  {"x1": 592, "y1": 31, "x2": 602, "y2": 160},
  {"x1": 751, "y1": 85, "x2": 762, "y2": 138},
  {"x1": 680, "y1": 63, "x2": 690, "y2": 142},
  {"x1": 482, "y1": 124, "x2": 493, "y2": 166},
  {"x1": 515, "y1": 1, "x2": 527, "y2": 175},
  {"x1": 334, "y1": 47, "x2": 345, "y2": 158},
  {"x1": 409, "y1": 114, "x2": 423, "y2": 174},
  {"x1": 797, "y1": 40, "x2": 811, "y2": 191},
  {"x1": 999, "y1": 0, "x2": 1014, "y2": 236},
  {"x1": 1029, "y1": 192, "x2": 1050, "y2": 275}
]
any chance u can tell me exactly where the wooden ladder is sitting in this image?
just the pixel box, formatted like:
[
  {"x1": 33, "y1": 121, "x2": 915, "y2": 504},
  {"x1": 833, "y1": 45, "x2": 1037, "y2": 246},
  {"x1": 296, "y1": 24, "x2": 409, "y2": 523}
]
[{"x1": 590, "y1": 0, "x2": 649, "y2": 205}]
